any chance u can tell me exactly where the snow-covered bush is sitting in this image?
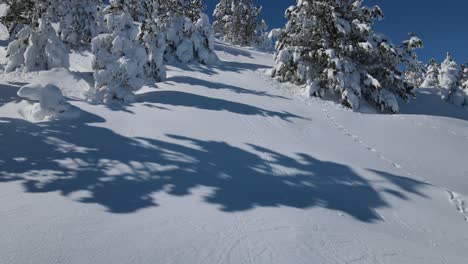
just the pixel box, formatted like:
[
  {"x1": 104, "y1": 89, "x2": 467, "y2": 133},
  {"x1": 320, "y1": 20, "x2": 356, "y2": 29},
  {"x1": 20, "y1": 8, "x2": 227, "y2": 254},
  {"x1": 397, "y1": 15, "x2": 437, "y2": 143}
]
[
  {"x1": 213, "y1": 0, "x2": 270, "y2": 49},
  {"x1": 272, "y1": 0, "x2": 422, "y2": 113},
  {"x1": 17, "y1": 83, "x2": 72, "y2": 121},
  {"x1": 91, "y1": 1, "x2": 147, "y2": 104},
  {"x1": 57, "y1": 0, "x2": 102, "y2": 49},
  {"x1": 421, "y1": 58, "x2": 440, "y2": 88},
  {"x1": 4, "y1": 26, "x2": 32, "y2": 73},
  {"x1": 5, "y1": 18, "x2": 69, "y2": 73},
  {"x1": 159, "y1": 0, "x2": 218, "y2": 64},
  {"x1": 24, "y1": 19, "x2": 70, "y2": 72},
  {"x1": 3, "y1": 0, "x2": 69, "y2": 72},
  {"x1": 191, "y1": 13, "x2": 218, "y2": 64}
]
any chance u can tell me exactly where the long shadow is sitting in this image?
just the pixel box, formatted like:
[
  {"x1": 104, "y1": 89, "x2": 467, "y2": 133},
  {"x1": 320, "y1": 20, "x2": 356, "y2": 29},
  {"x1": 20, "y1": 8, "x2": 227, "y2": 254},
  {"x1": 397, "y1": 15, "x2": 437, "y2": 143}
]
[
  {"x1": 0, "y1": 113, "x2": 427, "y2": 221},
  {"x1": 169, "y1": 57, "x2": 271, "y2": 76},
  {"x1": 138, "y1": 90, "x2": 303, "y2": 122},
  {"x1": 166, "y1": 75, "x2": 288, "y2": 99}
]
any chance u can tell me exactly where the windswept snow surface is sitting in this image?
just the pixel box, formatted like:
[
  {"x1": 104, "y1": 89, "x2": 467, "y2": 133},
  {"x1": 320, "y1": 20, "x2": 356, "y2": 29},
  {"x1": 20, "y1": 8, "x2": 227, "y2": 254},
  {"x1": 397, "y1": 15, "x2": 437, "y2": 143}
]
[{"x1": 1, "y1": 40, "x2": 468, "y2": 264}]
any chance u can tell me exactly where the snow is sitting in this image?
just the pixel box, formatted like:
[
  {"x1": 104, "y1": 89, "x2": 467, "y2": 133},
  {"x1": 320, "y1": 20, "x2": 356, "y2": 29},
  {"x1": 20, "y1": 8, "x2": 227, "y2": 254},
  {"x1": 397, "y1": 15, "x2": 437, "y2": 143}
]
[
  {"x1": 16, "y1": 83, "x2": 77, "y2": 122},
  {"x1": 1, "y1": 31, "x2": 468, "y2": 264}
]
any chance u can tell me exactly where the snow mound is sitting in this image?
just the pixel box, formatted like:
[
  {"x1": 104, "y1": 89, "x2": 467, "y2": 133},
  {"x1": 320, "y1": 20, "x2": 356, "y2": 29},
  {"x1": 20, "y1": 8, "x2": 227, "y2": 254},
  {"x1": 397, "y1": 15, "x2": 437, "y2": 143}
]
[{"x1": 17, "y1": 83, "x2": 78, "y2": 122}]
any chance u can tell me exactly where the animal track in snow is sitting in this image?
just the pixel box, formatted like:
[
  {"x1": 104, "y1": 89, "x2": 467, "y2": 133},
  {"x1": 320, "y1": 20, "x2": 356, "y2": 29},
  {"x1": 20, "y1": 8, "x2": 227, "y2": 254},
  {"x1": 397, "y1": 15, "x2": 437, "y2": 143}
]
[{"x1": 447, "y1": 190, "x2": 468, "y2": 222}]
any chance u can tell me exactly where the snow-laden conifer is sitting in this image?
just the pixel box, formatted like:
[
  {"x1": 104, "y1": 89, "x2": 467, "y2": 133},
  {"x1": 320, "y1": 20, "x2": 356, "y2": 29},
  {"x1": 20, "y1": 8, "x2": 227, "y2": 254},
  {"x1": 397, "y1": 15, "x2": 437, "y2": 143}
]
[
  {"x1": 90, "y1": 0, "x2": 147, "y2": 103},
  {"x1": 421, "y1": 58, "x2": 440, "y2": 88},
  {"x1": 159, "y1": 0, "x2": 218, "y2": 64},
  {"x1": 138, "y1": 0, "x2": 167, "y2": 81},
  {"x1": 5, "y1": 0, "x2": 69, "y2": 72},
  {"x1": 272, "y1": 0, "x2": 422, "y2": 113},
  {"x1": 438, "y1": 53, "x2": 460, "y2": 102},
  {"x1": 404, "y1": 34, "x2": 425, "y2": 88},
  {"x1": 459, "y1": 64, "x2": 468, "y2": 106},
  {"x1": 213, "y1": 0, "x2": 270, "y2": 49},
  {"x1": 57, "y1": 0, "x2": 102, "y2": 48},
  {"x1": 0, "y1": 0, "x2": 35, "y2": 38},
  {"x1": 437, "y1": 53, "x2": 468, "y2": 106}
]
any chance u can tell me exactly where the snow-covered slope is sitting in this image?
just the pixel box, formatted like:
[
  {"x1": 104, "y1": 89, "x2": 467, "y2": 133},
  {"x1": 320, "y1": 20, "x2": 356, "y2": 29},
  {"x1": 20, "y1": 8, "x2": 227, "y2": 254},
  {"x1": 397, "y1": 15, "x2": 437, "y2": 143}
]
[{"x1": 1, "y1": 40, "x2": 468, "y2": 263}]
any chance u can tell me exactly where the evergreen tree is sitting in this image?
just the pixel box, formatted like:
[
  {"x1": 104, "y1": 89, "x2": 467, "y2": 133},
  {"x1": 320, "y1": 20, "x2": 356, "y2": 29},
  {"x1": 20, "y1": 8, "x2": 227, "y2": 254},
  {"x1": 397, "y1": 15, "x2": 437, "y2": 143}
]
[
  {"x1": 23, "y1": 18, "x2": 70, "y2": 72},
  {"x1": 127, "y1": 0, "x2": 146, "y2": 22},
  {"x1": 138, "y1": 0, "x2": 167, "y2": 81},
  {"x1": 272, "y1": 0, "x2": 422, "y2": 113},
  {"x1": 0, "y1": 0, "x2": 35, "y2": 37},
  {"x1": 421, "y1": 58, "x2": 440, "y2": 88},
  {"x1": 438, "y1": 53, "x2": 460, "y2": 102},
  {"x1": 213, "y1": 0, "x2": 269, "y2": 48},
  {"x1": 4, "y1": 0, "x2": 69, "y2": 72},
  {"x1": 158, "y1": 0, "x2": 218, "y2": 64},
  {"x1": 453, "y1": 63, "x2": 468, "y2": 106},
  {"x1": 212, "y1": 0, "x2": 232, "y2": 38},
  {"x1": 460, "y1": 64, "x2": 468, "y2": 106},
  {"x1": 58, "y1": 0, "x2": 102, "y2": 49},
  {"x1": 91, "y1": 0, "x2": 147, "y2": 103},
  {"x1": 404, "y1": 34, "x2": 425, "y2": 88},
  {"x1": 157, "y1": 0, "x2": 203, "y2": 22},
  {"x1": 460, "y1": 64, "x2": 468, "y2": 91}
]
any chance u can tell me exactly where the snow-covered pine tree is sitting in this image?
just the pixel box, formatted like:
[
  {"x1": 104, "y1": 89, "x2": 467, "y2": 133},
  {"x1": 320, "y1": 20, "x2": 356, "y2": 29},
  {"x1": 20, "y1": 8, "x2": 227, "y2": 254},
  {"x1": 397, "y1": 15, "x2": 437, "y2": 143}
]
[
  {"x1": 438, "y1": 53, "x2": 460, "y2": 102},
  {"x1": 0, "y1": 0, "x2": 35, "y2": 38},
  {"x1": 158, "y1": 0, "x2": 218, "y2": 64},
  {"x1": 91, "y1": 0, "x2": 147, "y2": 104},
  {"x1": 4, "y1": 26, "x2": 31, "y2": 73},
  {"x1": 212, "y1": 0, "x2": 232, "y2": 38},
  {"x1": 23, "y1": 18, "x2": 70, "y2": 72},
  {"x1": 138, "y1": 0, "x2": 167, "y2": 81},
  {"x1": 452, "y1": 63, "x2": 468, "y2": 106},
  {"x1": 127, "y1": 0, "x2": 146, "y2": 22},
  {"x1": 157, "y1": 0, "x2": 203, "y2": 22},
  {"x1": 57, "y1": 0, "x2": 102, "y2": 49},
  {"x1": 459, "y1": 64, "x2": 468, "y2": 106},
  {"x1": 272, "y1": 0, "x2": 422, "y2": 113},
  {"x1": 459, "y1": 64, "x2": 468, "y2": 87},
  {"x1": 213, "y1": 0, "x2": 269, "y2": 48},
  {"x1": 254, "y1": 19, "x2": 272, "y2": 50},
  {"x1": 404, "y1": 34, "x2": 425, "y2": 88},
  {"x1": 5, "y1": 0, "x2": 69, "y2": 73},
  {"x1": 421, "y1": 58, "x2": 440, "y2": 88}
]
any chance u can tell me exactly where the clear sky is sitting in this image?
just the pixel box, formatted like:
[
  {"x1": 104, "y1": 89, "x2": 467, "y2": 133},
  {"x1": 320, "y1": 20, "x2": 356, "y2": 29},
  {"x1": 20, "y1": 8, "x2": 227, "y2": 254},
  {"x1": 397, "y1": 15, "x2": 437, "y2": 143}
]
[{"x1": 204, "y1": 0, "x2": 468, "y2": 64}]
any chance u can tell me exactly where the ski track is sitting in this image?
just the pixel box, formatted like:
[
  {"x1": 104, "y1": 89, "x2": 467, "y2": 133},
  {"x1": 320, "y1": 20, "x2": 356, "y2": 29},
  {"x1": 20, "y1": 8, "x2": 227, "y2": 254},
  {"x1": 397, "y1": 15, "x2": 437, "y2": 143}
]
[{"x1": 255, "y1": 69, "x2": 468, "y2": 224}]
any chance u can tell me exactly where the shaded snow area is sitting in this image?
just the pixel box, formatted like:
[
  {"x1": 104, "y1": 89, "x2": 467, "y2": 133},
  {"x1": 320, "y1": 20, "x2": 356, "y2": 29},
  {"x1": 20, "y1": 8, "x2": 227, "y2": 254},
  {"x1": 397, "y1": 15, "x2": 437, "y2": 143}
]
[{"x1": 1, "y1": 41, "x2": 468, "y2": 263}]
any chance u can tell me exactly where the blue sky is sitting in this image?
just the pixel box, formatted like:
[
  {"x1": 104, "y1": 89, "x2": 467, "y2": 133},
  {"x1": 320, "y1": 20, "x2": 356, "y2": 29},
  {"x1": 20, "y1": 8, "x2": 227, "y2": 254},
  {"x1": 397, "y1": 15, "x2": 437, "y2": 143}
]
[{"x1": 204, "y1": 0, "x2": 468, "y2": 64}]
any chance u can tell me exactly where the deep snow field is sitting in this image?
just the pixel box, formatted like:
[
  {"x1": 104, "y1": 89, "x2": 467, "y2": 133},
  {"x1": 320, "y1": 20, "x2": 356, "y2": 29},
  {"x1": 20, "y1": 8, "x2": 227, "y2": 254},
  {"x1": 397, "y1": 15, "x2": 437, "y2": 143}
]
[{"x1": 1, "y1": 33, "x2": 468, "y2": 263}]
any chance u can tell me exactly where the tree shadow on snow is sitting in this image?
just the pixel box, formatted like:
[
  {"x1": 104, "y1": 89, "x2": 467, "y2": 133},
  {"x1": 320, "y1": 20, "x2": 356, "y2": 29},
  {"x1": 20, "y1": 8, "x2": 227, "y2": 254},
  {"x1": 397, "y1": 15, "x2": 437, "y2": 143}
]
[
  {"x1": 0, "y1": 112, "x2": 428, "y2": 222},
  {"x1": 137, "y1": 90, "x2": 303, "y2": 122},
  {"x1": 0, "y1": 83, "x2": 23, "y2": 107},
  {"x1": 169, "y1": 57, "x2": 270, "y2": 76},
  {"x1": 166, "y1": 75, "x2": 288, "y2": 100}
]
